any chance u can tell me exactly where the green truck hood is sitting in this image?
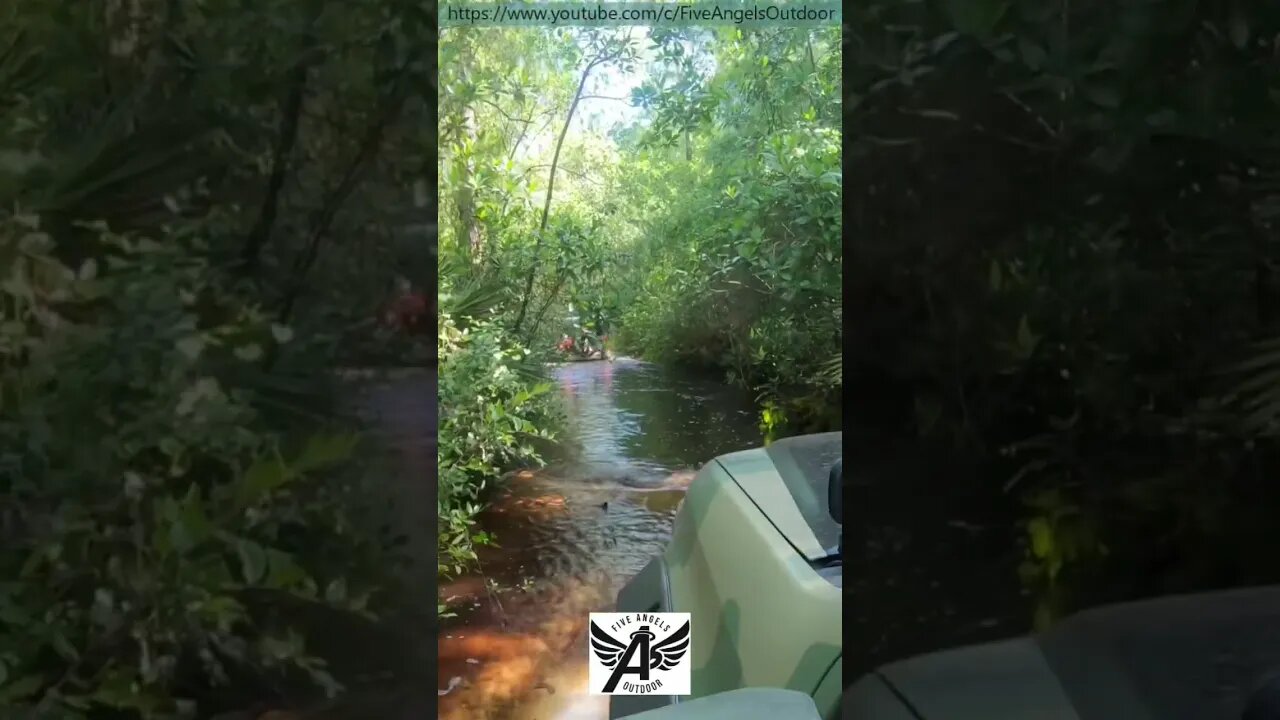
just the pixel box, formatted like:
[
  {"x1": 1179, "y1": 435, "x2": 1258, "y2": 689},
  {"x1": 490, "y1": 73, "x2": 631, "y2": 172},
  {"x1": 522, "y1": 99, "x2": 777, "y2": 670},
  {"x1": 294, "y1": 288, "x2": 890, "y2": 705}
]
[{"x1": 715, "y1": 432, "x2": 841, "y2": 563}]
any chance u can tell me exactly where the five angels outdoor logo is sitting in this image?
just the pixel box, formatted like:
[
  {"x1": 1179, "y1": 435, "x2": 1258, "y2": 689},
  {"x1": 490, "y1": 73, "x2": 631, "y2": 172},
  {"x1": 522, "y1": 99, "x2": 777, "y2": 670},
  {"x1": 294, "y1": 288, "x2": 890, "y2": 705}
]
[{"x1": 588, "y1": 612, "x2": 692, "y2": 696}]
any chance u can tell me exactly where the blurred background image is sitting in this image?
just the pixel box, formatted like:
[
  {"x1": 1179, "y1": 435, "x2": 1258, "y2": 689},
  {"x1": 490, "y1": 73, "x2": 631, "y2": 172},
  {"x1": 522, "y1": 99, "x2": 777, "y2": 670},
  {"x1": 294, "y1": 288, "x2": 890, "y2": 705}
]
[
  {"x1": 0, "y1": 2, "x2": 437, "y2": 718},
  {"x1": 846, "y1": 0, "x2": 1280, "y2": 677}
]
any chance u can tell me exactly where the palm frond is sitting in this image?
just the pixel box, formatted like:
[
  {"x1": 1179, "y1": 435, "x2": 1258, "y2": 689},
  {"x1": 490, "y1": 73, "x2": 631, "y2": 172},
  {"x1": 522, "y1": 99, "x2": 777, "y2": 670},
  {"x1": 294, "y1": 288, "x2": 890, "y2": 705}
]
[
  {"x1": 442, "y1": 281, "x2": 507, "y2": 321},
  {"x1": 439, "y1": 252, "x2": 508, "y2": 321},
  {"x1": 817, "y1": 351, "x2": 841, "y2": 386},
  {"x1": 1217, "y1": 335, "x2": 1280, "y2": 436}
]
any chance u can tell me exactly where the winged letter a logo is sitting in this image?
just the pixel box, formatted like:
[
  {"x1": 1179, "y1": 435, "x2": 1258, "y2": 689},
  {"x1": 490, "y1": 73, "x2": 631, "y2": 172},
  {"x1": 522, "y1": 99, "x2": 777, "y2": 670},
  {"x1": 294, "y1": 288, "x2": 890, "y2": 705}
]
[{"x1": 587, "y1": 612, "x2": 691, "y2": 695}]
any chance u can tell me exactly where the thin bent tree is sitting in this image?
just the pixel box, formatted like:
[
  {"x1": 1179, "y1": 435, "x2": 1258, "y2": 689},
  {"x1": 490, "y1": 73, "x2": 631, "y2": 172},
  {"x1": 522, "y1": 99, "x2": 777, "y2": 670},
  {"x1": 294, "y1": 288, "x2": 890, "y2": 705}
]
[{"x1": 511, "y1": 30, "x2": 634, "y2": 337}]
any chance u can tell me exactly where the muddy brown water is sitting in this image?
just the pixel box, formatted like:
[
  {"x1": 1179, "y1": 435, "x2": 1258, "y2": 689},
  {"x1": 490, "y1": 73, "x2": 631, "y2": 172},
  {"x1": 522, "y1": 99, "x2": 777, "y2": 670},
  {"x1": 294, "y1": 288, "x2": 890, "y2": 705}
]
[
  {"x1": 327, "y1": 362, "x2": 1035, "y2": 720},
  {"x1": 188, "y1": 358, "x2": 1038, "y2": 720},
  {"x1": 430, "y1": 359, "x2": 1039, "y2": 720},
  {"x1": 346, "y1": 363, "x2": 1280, "y2": 720},
  {"x1": 436, "y1": 358, "x2": 763, "y2": 720}
]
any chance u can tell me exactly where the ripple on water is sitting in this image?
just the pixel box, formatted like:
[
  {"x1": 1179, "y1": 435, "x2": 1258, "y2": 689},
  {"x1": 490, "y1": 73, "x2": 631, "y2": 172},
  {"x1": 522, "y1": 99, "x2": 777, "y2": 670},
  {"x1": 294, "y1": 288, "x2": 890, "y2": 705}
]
[{"x1": 438, "y1": 360, "x2": 763, "y2": 719}]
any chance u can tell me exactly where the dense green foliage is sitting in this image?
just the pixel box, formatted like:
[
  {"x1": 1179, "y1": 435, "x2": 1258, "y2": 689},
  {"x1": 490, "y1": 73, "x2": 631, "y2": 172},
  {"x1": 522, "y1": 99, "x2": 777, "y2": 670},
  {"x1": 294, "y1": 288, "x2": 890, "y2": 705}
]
[
  {"x1": 436, "y1": 27, "x2": 842, "y2": 624},
  {"x1": 0, "y1": 233, "x2": 380, "y2": 713},
  {"x1": 1, "y1": 1, "x2": 434, "y2": 716},
  {"x1": 436, "y1": 314, "x2": 558, "y2": 607},
  {"x1": 612, "y1": 28, "x2": 842, "y2": 428},
  {"x1": 438, "y1": 26, "x2": 842, "y2": 442},
  {"x1": 849, "y1": 0, "x2": 1280, "y2": 619}
]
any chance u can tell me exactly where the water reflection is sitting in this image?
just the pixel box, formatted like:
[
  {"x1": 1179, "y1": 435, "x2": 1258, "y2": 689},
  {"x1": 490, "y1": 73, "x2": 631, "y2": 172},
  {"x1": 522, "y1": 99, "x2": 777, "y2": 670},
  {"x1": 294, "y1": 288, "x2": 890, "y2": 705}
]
[
  {"x1": 434, "y1": 361, "x2": 1041, "y2": 720},
  {"x1": 438, "y1": 358, "x2": 761, "y2": 720}
]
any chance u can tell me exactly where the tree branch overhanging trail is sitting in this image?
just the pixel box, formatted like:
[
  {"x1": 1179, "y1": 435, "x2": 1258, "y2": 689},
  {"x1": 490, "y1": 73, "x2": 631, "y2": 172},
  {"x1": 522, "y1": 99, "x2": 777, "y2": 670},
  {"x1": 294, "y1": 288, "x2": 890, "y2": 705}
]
[
  {"x1": 274, "y1": 45, "x2": 428, "y2": 329},
  {"x1": 239, "y1": 43, "x2": 316, "y2": 272},
  {"x1": 520, "y1": 164, "x2": 595, "y2": 183},
  {"x1": 527, "y1": 271, "x2": 570, "y2": 339},
  {"x1": 511, "y1": 33, "x2": 632, "y2": 336},
  {"x1": 476, "y1": 96, "x2": 555, "y2": 126}
]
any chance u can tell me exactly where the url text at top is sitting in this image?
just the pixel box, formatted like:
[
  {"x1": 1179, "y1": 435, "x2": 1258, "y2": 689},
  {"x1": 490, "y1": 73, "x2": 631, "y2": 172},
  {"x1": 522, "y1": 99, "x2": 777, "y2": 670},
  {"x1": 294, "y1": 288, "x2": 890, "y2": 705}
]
[{"x1": 440, "y1": 2, "x2": 841, "y2": 27}]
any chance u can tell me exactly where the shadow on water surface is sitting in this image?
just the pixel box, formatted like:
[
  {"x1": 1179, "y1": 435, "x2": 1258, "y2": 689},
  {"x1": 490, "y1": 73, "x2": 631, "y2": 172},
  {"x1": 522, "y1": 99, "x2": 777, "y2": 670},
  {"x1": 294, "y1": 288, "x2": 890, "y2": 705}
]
[
  {"x1": 224, "y1": 370, "x2": 441, "y2": 720},
  {"x1": 437, "y1": 358, "x2": 763, "y2": 720},
  {"x1": 435, "y1": 359, "x2": 1040, "y2": 720}
]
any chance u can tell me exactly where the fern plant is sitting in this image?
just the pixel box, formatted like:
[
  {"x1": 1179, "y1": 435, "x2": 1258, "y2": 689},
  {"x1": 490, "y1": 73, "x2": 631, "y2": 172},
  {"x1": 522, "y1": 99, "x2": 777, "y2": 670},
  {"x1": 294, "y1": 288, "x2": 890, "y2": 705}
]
[{"x1": 1216, "y1": 335, "x2": 1280, "y2": 436}]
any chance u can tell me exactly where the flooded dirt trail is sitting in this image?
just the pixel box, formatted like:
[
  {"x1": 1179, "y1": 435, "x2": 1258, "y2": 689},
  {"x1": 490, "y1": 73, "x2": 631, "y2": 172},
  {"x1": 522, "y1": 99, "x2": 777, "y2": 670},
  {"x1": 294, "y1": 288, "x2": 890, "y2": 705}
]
[
  {"x1": 437, "y1": 358, "x2": 762, "y2": 720},
  {"x1": 354, "y1": 369, "x2": 439, "y2": 607},
  {"x1": 429, "y1": 359, "x2": 1042, "y2": 720}
]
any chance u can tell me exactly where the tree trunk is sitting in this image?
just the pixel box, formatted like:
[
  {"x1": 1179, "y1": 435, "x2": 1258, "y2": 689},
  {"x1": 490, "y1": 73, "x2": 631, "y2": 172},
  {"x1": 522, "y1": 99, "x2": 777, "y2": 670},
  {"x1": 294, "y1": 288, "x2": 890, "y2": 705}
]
[
  {"x1": 276, "y1": 103, "x2": 401, "y2": 325},
  {"x1": 527, "y1": 272, "x2": 569, "y2": 340},
  {"x1": 241, "y1": 41, "x2": 315, "y2": 271},
  {"x1": 512, "y1": 51, "x2": 613, "y2": 335},
  {"x1": 275, "y1": 55, "x2": 419, "y2": 326},
  {"x1": 453, "y1": 105, "x2": 483, "y2": 264}
]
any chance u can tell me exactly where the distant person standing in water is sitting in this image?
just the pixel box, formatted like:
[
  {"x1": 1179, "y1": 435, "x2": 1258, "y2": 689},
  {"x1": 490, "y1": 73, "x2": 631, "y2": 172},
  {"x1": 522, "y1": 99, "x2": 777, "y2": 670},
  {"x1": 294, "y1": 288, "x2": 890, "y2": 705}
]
[
  {"x1": 381, "y1": 276, "x2": 427, "y2": 333},
  {"x1": 578, "y1": 326, "x2": 596, "y2": 356}
]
